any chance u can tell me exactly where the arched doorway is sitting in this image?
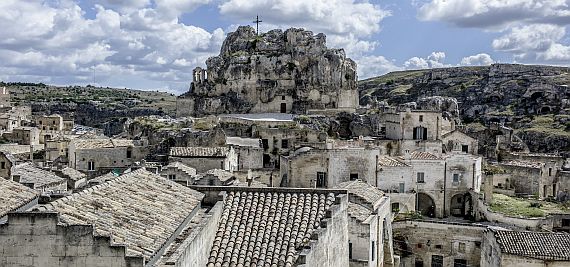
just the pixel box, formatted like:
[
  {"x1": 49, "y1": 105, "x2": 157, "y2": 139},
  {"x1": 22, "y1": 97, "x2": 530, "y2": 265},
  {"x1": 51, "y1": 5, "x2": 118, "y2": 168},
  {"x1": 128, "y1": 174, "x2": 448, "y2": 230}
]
[
  {"x1": 416, "y1": 193, "x2": 436, "y2": 218},
  {"x1": 450, "y1": 192, "x2": 474, "y2": 219}
]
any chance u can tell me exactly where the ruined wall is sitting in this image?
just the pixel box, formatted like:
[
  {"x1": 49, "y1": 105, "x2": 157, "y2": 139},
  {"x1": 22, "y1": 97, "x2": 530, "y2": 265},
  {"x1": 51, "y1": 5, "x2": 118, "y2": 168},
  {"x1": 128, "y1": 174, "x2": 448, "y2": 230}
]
[
  {"x1": 0, "y1": 212, "x2": 143, "y2": 267},
  {"x1": 69, "y1": 146, "x2": 147, "y2": 173},
  {"x1": 177, "y1": 26, "x2": 358, "y2": 117}
]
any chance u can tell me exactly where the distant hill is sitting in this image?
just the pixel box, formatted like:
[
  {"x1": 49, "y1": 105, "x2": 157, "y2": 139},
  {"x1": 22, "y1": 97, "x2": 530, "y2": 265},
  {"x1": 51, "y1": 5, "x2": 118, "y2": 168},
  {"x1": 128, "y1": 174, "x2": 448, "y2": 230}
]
[{"x1": 358, "y1": 64, "x2": 570, "y2": 153}]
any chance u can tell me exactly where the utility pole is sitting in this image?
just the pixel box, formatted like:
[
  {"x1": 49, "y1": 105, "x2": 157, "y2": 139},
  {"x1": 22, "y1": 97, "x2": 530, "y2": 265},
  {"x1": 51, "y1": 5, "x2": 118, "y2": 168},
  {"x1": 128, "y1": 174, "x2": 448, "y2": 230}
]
[{"x1": 252, "y1": 15, "x2": 263, "y2": 36}]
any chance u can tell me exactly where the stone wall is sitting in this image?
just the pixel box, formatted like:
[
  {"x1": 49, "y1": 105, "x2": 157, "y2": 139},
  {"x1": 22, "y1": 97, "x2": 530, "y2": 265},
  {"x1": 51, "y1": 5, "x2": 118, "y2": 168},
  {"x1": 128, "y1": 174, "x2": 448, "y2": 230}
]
[
  {"x1": 69, "y1": 146, "x2": 147, "y2": 174},
  {"x1": 0, "y1": 212, "x2": 143, "y2": 267}
]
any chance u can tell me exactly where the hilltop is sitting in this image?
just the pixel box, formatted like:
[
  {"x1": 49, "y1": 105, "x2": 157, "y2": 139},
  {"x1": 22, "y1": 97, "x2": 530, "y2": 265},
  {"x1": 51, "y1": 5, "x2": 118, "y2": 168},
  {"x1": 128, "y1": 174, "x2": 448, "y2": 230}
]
[{"x1": 359, "y1": 64, "x2": 570, "y2": 153}]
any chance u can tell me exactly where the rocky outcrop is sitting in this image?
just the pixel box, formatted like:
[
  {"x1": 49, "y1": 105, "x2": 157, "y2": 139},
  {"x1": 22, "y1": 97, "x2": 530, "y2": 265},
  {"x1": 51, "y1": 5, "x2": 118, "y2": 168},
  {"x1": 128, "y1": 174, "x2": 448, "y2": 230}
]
[{"x1": 177, "y1": 26, "x2": 358, "y2": 117}]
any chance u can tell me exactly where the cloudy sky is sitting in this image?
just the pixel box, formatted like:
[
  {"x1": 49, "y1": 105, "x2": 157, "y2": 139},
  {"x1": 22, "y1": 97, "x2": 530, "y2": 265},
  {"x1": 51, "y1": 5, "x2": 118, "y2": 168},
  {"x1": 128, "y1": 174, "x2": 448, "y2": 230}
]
[{"x1": 1, "y1": 0, "x2": 569, "y2": 93}]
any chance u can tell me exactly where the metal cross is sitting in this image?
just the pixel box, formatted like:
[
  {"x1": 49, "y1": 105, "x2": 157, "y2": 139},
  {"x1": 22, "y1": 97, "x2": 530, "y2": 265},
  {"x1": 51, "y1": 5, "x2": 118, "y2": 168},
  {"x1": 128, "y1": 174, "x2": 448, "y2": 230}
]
[{"x1": 252, "y1": 15, "x2": 263, "y2": 35}]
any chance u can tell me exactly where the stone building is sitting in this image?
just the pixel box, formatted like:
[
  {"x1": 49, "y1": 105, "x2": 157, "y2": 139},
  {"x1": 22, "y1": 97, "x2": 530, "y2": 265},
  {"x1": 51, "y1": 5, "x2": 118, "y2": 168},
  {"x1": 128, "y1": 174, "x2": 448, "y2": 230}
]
[
  {"x1": 36, "y1": 114, "x2": 64, "y2": 131},
  {"x1": 44, "y1": 136, "x2": 70, "y2": 164},
  {"x1": 68, "y1": 138, "x2": 148, "y2": 176},
  {"x1": 195, "y1": 186, "x2": 349, "y2": 267},
  {"x1": 177, "y1": 26, "x2": 358, "y2": 117},
  {"x1": 194, "y1": 169, "x2": 236, "y2": 186},
  {"x1": 225, "y1": 136, "x2": 263, "y2": 170},
  {"x1": 394, "y1": 221, "x2": 485, "y2": 267},
  {"x1": 0, "y1": 86, "x2": 11, "y2": 108},
  {"x1": 280, "y1": 147, "x2": 381, "y2": 189},
  {"x1": 12, "y1": 163, "x2": 67, "y2": 193},
  {"x1": 55, "y1": 167, "x2": 87, "y2": 189},
  {"x1": 169, "y1": 146, "x2": 238, "y2": 173},
  {"x1": 441, "y1": 130, "x2": 478, "y2": 155},
  {"x1": 499, "y1": 160, "x2": 558, "y2": 199},
  {"x1": 0, "y1": 151, "x2": 17, "y2": 179},
  {"x1": 480, "y1": 229, "x2": 570, "y2": 267},
  {"x1": 0, "y1": 177, "x2": 38, "y2": 223},
  {"x1": 0, "y1": 114, "x2": 20, "y2": 132},
  {"x1": 160, "y1": 161, "x2": 197, "y2": 182},
  {"x1": 4, "y1": 126, "x2": 40, "y2": 145},
  {"x1": 336, "y1": 180, "x2": 396, "y2": 267},
  {"x1": 0, "y1": 169, "x2": 219, "y2": 267},
  {"x1": 385, "y1": 109, "x2": 448, "y2": 141}
]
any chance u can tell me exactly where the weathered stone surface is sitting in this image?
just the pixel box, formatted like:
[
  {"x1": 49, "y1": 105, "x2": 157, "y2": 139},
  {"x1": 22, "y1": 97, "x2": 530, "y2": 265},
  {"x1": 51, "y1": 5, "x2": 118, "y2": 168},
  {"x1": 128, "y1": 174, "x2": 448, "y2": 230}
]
[{"x1": 177, "y1": 26, "x2": 358, "y2": 117}]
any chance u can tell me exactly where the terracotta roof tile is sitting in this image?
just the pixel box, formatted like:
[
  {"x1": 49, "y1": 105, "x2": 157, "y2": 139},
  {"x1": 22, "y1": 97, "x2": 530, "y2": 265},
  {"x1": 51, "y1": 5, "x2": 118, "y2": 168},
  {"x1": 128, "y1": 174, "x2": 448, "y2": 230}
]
[
  {"x1": 170, "y1": 147, "x2": 229, "y2": 157},
  {"x1": 207, "y1": 189, "x2": 338, "y2": 267},
  {"x1": 493, "y1": 230, "x2": 570, "y2": 260},
  {"x1": 378, "y1": 156, "x2": 409, "y2": 167},
  {"x1": 0, "y1": 178, "x2": 38, "y2": 218}
]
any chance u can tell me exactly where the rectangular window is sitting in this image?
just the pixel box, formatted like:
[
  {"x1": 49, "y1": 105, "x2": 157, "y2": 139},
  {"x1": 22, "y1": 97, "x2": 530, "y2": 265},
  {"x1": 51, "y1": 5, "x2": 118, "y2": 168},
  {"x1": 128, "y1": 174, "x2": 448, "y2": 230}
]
[
  {"x1": 562, "y1": 219, "x2": 570, "y2": 227},
  {"x1": 417, "y1": 172, "x2": 425, "y2": 183},
  {"x1": 549, "y1": 168, "x2": 553, "y2": 176},
  {"x1": 415, "y1": 259, "x2": 424, "y2": 267},
  {"x1": 399, "y1": 182, "x2": 405, "y2": 193},
  {"x1": 262, "y1": 139, "x2": 269, "y2": 149},
  {"x1": 391, "y1": 203, "x2": 399, "y2": 212},
  {"x1": 454, "y1": 259, "x2": 467, "y2": 267},
  {"x1": 419, "y1": 115, "x2": 423, "y2": 122},
  {"x1": 281, "y1": 139, "x2": 289, "y2": 149},
  {"x1": 431, "y1": 255, "x2": 443, "y2": 267},
  {"x1": 458, "y1": 242, "x2": 466, "y2": 253},
  {"x1": 127, "y1": 148, "x2": 132, "y2": 158},
  {"x1": 350, "y1": 173, "x2": 358, "y2": 181},
  {"x1": 88, "y1": 161, "x2": 95, "y2": 171},
  {"x1": 168, "y1": 174, "x2": 176, "y2": 180},
  {"x1": 453, "y1": 173, "x2": 460, "y2": 183},
  {"x1": 461, "y1": 145, "x2": 469, "y2": 153},
  {"x1": 349, "y1": 242, "x2": 353, "y2": 259},
  {"x1": 316, "y1": 172, "x2": 327, "y2": 188},
  {"x1": 0, "y1": 162, "x2": 5, "y2": 169}
]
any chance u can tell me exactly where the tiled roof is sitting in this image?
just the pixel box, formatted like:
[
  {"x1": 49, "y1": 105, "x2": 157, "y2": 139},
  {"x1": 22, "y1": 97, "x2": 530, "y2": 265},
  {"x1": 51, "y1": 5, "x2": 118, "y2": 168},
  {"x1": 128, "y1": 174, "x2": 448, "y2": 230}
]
[
  {"x1": 398, "y1": 151, "x2": 441, "y2": 160},
  {"x1": 72, "y1": 138, "x2": 135, "y2": 149},
  {"x1": 13, "y1": 163, "x2": 66, "y2": 189},
  {"x1": 41, "y1": 169, "x2": 204, "y2": 261},
  {"x1": 165, "y1": 161, "x2": 196, "y2": 177},
  {"x1": 347, "y1": 203, "x2": 372, "y2": 222},
  {"x1": 0, "y1": 151, "x2": 17, "y2": 165},
  {"x1": 0, "y1": 178, "x2": 38, "y2": 218},
  {"x1": 170, "y1": 147, "x2": 229, "y2": 157},
  {"x1": 226, "y1": 136, "x2": 262, "y2": 148},
  {"x1": 336, "y1": 180, "x2": 384, "y2": 206},
  {"x1": 378, "y1": 156, "x2": 409, "y2": 167},
  {"x1": 500, "y1": 160, "x2": 545, "y2": 169},
  {"x1": 202, "y1": 169, "x2": 235, "y2": 182},
  {"x1": 60, "y1": 167, "x2": 86, "y2": 181},
  {"x1": 88, "y1": 172, "x2": 119, "y2": 185},
  {"x1": 493, "y1": 230, "x2": 570, "y2": 260},
  {"x1": 207, "y1": 189, "x2": 338, "y2": 267},
  {"x1": 0, "y1": 144, "x2": 43, "y2": 155}
]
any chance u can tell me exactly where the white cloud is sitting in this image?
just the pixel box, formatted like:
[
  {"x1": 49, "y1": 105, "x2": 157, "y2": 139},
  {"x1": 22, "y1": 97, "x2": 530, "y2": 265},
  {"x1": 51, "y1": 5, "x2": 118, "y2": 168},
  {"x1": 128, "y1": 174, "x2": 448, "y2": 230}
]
[
  {"x1": 460, "y1": 53, "x2": 495, "y2": 66},
  {"x1": 404, "y1": 52, "x2": 450, "y2": 70},
  {"x1": 0, "y1": 0, "x2": 224, "y2": 92},
  {"x1": 492, "y1": 24, "x2": 570, "y2": 61},
  {"x1": 355, "y1": 55, "x2": 402, "y2": 79},
  {"x1": 418, "y1": 0, "x2": 570, "y2": 29}
]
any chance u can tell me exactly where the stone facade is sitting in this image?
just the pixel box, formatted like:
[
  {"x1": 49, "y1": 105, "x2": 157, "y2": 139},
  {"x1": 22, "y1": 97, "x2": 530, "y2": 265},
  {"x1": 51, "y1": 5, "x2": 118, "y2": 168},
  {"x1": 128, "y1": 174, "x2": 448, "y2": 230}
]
[
  {"x1": 499, "y1": 160, "x2": 559, "y2": 199},
  {"x1": 169, "y1": 147, "x2": 238, "y2": 173},
  {"x1": 177, "y1": 26, "x2": 358, "y2": 117},
  {"x1": 0, "y1": 151, "x2": 16, "y2": 179},
  {"x1": 442, "y1": 130, "x2": 478, "y2": 155},
  {"x1": 385, "y1": 110, "x2": 447, "y2": 141},
  {"x1": 5, "y1": 127, "x2": 40, "y2": 145},
  {"x1": 68, "y1": 139, "x2": 148, "y2": 176}
]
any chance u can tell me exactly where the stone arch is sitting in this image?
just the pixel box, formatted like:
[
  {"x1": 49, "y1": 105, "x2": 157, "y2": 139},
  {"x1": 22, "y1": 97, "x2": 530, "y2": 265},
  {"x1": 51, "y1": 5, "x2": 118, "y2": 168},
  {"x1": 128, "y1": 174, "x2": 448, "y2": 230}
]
[
  {"x1": 450, "y1": 192, "x2": 474, "y2": 219},
  {"x1": 416, "y1": 192, "x2": 436, "y2": 218},
  {"x1": 540, "y1": 106, "x2": 551, "y2": 114}
]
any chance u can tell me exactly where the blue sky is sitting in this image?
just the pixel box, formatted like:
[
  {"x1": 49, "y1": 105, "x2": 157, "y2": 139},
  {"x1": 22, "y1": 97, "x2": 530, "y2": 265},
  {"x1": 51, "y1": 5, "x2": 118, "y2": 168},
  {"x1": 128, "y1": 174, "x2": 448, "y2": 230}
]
[{"x1": 0, "y1": 0, "x2": 568, "y2": 93}]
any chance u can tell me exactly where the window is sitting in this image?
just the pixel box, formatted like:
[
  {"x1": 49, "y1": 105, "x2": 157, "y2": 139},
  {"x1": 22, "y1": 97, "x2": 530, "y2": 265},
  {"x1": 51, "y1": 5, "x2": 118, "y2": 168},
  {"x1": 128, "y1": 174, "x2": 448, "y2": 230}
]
[
  {"x1": 453, "y1": 173, "x2": 460, "y2": 183},
  {"x1": 562, "y1": 219, "x2": 570, "y2": 227},
  {"x1": 52, "y1": 120, "x2": 55, "y2": 125},
  {"x1": 371, "y1": 241, "x2": 375, "y2": 262},
  {"x1": 127, "y1": 147, "x2": 132, "y2": 158},
  {"x1": 262, "y1": 139, "x2": 269, "y2": 149},
  {"x1": 461, "y1": 145, "x2": 469, "y2": 153},
  {"x1": 281, "y1": 95, "x2": 286, "y2": 100},
  {"x1": 458, "y1": 242, "x2": 466, "y2": 253},
  {"x1": 549, "y1": 168, "x2": 553, "y2": 176},
  {"x1": 413, "y1": 126, "x2": 428, "y2": 140},
  {"x1": 281, "y1": 139, "x2": 289, "y2": 149},
  {"x1": 419, "y1": 115, "x2": 423, "y2": 122},
  {"x1": 316, "y1": 172, "x2": 327, "y2": 188},
  {"x1": 88, "y1": 161, "x2": 95, "y2": 171},
  {"x1": 417, "y1": 172, "x2": 425, "y2": 183},
  {"x1": 454, "y1": 259, "x2": 467, "y2": 267},
  {"x1": 431, "y1": 255, "x2": 443, "y2": 267},
  {"x1": 415, "y1": 259, "x2": 424, "y2": 267},
  {"x1": 417, "y1": 243, "x2": 423, "y2": 248},
  {"x1": 435, "y1": 244, "x2": 442, "y2": 249},
  {"x1": 168, "y1": 174, "x2": 176, "y2": 180},
  {"x1": 349, "y1": 242, "x2": 353, "y2": 259},
  {"x1": 391, "y1": 202, "x2": 399, "y2": 212},
  {"x1": 0, "y1": 162, "x2": 4, "y2": 169},
  {"x1": 350, "y1": 173, "x2": 358, "y2": 181},
  {"x1": 399, "y1": 182, "x2": 405, "y2": 193}
]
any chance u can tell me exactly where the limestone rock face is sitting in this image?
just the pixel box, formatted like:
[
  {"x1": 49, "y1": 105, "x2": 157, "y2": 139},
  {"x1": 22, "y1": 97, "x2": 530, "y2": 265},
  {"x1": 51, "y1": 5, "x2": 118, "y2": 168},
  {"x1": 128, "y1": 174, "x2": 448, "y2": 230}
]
[{"x1": 177, "y1": 26, "x2": 358, "y2": 117}]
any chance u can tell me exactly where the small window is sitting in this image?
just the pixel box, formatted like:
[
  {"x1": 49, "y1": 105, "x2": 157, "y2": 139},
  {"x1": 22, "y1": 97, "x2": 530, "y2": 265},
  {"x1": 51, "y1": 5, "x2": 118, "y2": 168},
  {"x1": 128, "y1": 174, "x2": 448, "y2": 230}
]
[
  {"x1": 168, "y1": 174, "x2": 176, "y2": 180},
  {"x1": 350, "y1": 173, "x2": 358, "y2": 181},
  {"x1": 432, "y1": 255, "x2": 443, "y2": 267},
  {"x1": 262, "y1": 139, "x2": 269, "y2": 149},
  {"x1": 349, "y1": 242, "x2": 353, "y2": 259},
  {"x1": 549, "y1": 168, "x2": 553, "y2": 176},
  {"x1": 127, "y1": 147, "x2": 132, "y2": 158},
  {"x1": 417, "y1": 243, "x2": 422, "y2": 248},
  {"x1": 399, "y1": 182, "x2": 405, "y2": 193},
  {"x1": 419, "y1": 115, "x2": 423, "y2": 122},
  {"x1": 52, "y1": 120, "x2": 55, "y2": 125},
  {"x1": 391, "y1": 202, "x2": 399, "y2": 212},
  {"x1": 371, "y1": 241, "x2": 375, "y2": 262},
  {"x1": 417, "y1": 172, "x2": 425, "y2": 183},
  {"x1": 461, "y1": 145, "x2": 469, "y2": 153},
  {"x1": 562, "y1": 219, "x2": 570, "y2": 227},
  {"x1": 88, "y1": 161, "x2": 95, "y2": 171},
  {"x1": 281, "y1": 139, "x2": 289, "y2": 149},
  {"x1": 281, "y1": 95, "x2": 286, "y2": 100},
  {"x1": 453, "y1": 173, "x2": 460, "y2": 183},
  {"x1": 316, "y1": 172, "x2": 327, "y2": 188},
  {"x1": 454, "y1": 259, "x2": 467, "y2": 267},
  {"x1": 0, "y1": 162, "x2": 5, "y2": 169},
  {"x1": 458, "y1": 242, "x2": 466, "y2": 253},
  {"x1": 435, "y1": 244, "x2": 442, "y2": 249}
]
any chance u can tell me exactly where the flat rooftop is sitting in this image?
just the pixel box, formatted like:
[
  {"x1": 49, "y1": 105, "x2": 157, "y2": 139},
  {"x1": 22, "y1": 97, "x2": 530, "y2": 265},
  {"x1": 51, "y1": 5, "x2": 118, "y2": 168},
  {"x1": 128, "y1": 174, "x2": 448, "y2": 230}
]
[{"x1": 220, "y1": 113, "x2": 295, "y2": 122}]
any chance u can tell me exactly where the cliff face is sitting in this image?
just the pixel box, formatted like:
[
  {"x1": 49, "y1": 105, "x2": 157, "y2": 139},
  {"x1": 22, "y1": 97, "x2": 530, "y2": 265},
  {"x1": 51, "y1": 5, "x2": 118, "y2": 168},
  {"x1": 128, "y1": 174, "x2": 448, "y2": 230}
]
[
  {"x1": 360, "y1": 64, "x2": 570, "y2": 153},
  {"x1": 177, "y1": 26, "x2": 358, "y2": 117}
]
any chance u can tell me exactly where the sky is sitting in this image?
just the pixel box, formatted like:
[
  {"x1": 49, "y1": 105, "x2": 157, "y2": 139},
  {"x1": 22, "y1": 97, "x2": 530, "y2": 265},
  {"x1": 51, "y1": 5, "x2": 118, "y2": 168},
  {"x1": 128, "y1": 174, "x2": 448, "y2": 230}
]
[{"x1": 0, "y1": 0, "x2": 569, "y2": 94}]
